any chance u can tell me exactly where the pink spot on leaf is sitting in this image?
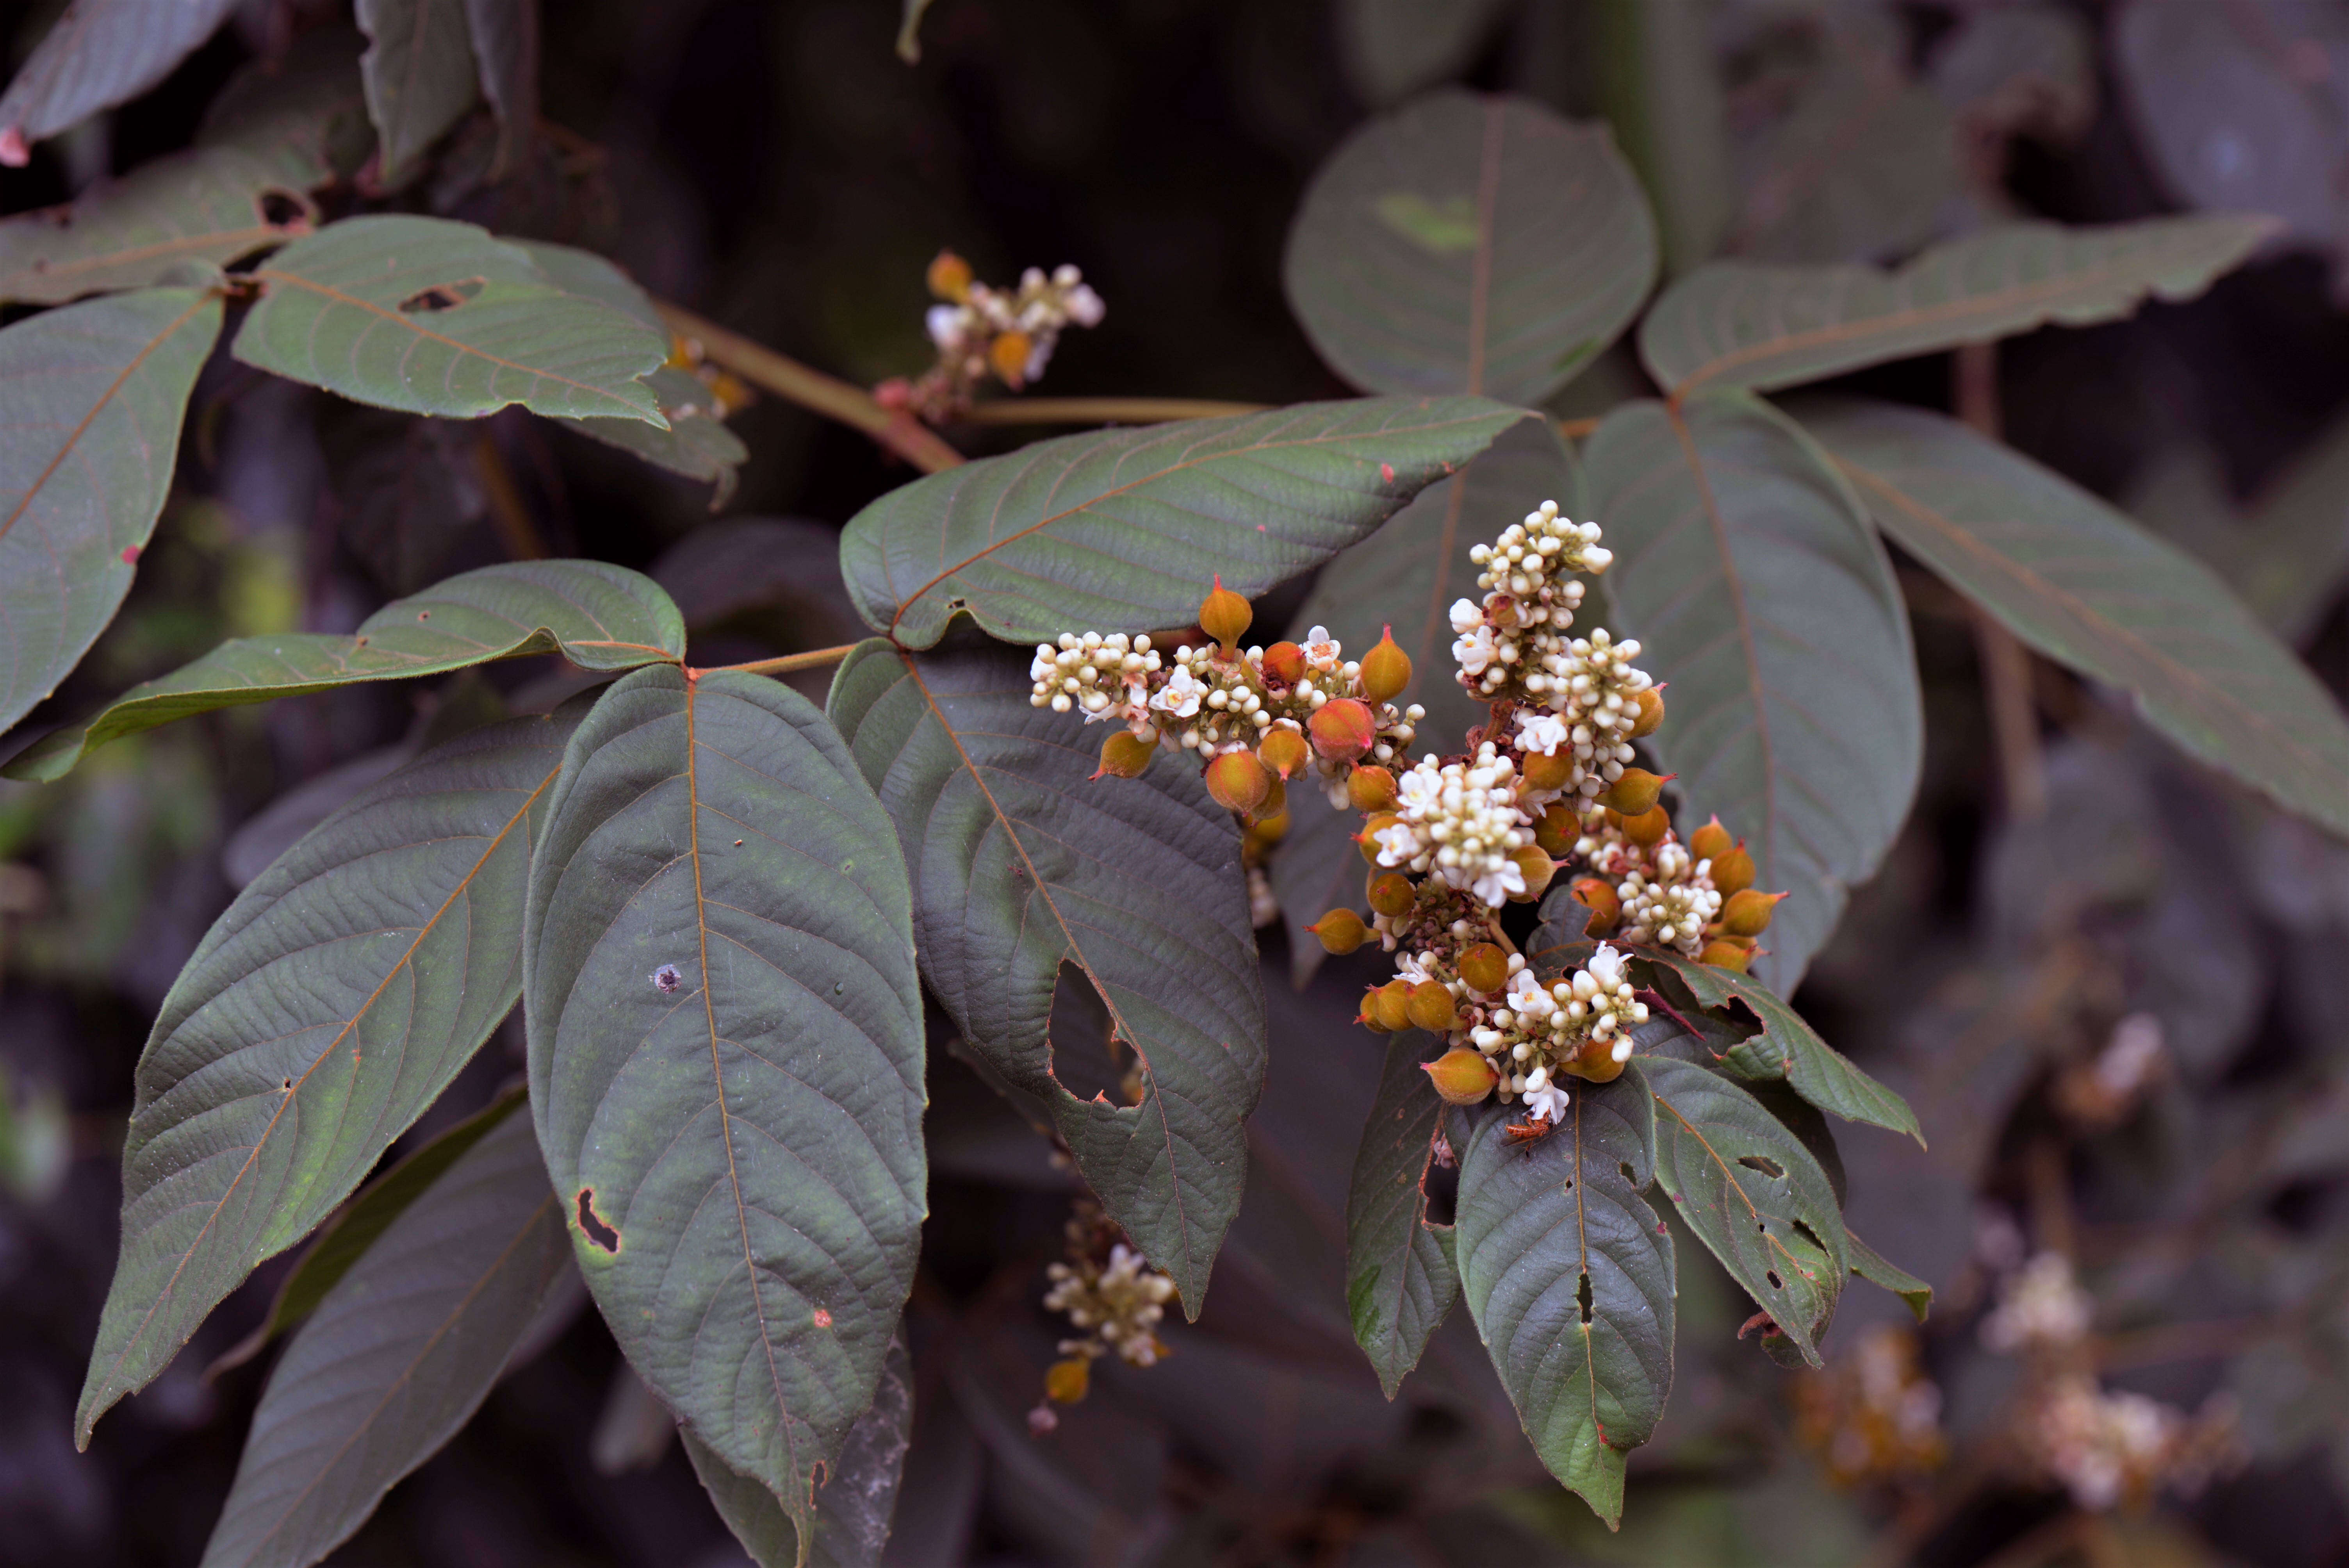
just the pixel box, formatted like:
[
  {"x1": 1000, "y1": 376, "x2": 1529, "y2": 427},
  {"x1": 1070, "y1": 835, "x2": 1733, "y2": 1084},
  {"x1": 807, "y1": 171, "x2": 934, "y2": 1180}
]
[
  {"x1": 813, "y1": 1307, "x2": 833, "y2": 1328},
  {"x1": 1380, "y1": 462, "x2": 1395, "y2": 483},
  {"x1": 120, "y1": 545, "x2": 139, "y2": 565}
]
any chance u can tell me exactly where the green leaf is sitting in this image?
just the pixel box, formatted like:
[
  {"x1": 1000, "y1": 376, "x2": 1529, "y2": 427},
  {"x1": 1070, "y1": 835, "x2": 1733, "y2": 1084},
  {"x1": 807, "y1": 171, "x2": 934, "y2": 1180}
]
[
  {"x1": 825, "y1": 640, "x2": 1263, "y2": 1312},
  {"x1": 841, "y1": 396, "x2": 1522, "y2": 649},
  {"x1": 198, "y1": 1095, "x2": 570, "y2": 1568},
  {"x1": 685, "y1": 1339, "x2": 915, "y2": 1568},
  {"x1": 355, "y1": 0, "x2": 480, "y2": 184},
  {"x1": 1452, "y1": 1077, "x2": 1672, "y2": 1527},
  {"x1": 525, "y1": 666, "x2": 925, "y2": 1537},
  {"x1": 1641, "y1": 217, "x2": 2276, "y2": 399},
  {"x1": 1583, "y1": 393, "x2": 1922, "y2": 993},
  {"x1": 75, "y1": 707, "x2": 581, "y2": 1445},
  {"x1": 232, "y1": 216, "x2": 668, "y2": 424},
  {"x1": 462, "y1": 0, "x2": 539, "y2": 178},
  {"x1": 1634, "y1": 944, "x2": 1920, "y2": 1142},
  {"x1": 0, "y1": 287, "x2": 221, "y2": 743},
  {"x1": 1592, "y1": 0, "x2": 1734, "y2": 277},
  {"x1": 1335, "y1": 0, "x2": 1515, "y2": 108},
  {"x1": 1798, "y1": 397, "x2": 2349, "y2": 843},
  {"x1": 1849, "y1": 1230, "x2": 1931, "y2": 1324},
  {"x1": 1283, "y1": 91, "x2": 1656, "y2": 405},
  {"x1": 196, "y1": 26, "x2": 375, "y2": 189},
  {"x1": 11, "y1": 559, "x2": 681, "y2": 782},
  {"x1": 1344, "y1": 1033, "x2": 1460, "y2": 1398},
  {"x1": 1639, "y1": 1055, "x2": 1848, "y2": 1367},
  {"x1": 0, "y1": 146, "x2": 313, "y2": 306},
  {"x1": 0, "y1": 0, "x2": 239, "y2": 155},
  {"x1": 1265, "y1": 786, "x2": 1366, "y2": 990}
]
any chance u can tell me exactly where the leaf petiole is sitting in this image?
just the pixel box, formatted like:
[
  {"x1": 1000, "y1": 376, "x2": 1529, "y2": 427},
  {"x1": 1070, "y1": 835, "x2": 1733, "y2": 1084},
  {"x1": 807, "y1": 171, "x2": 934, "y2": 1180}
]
[{"x1": 704, "y1": 643, "x2": 862, "y2": 678}]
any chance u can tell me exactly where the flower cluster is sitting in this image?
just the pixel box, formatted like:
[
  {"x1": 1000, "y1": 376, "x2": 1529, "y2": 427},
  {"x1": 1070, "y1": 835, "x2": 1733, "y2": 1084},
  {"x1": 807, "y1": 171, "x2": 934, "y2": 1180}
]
[
  {"x1": 2052, "y1": 1012, "x2": 2167, "y2": 1129},
  {"x1": 1793, "y1": 1325, "x2": 1947, "y2": 1488},
  {"x1": 881, "y1": 250, "x2": 1105, "y2": 422},
  {"x1": 2014, "y1": 1375, "x2": 2236, "y2": 1511},
  {"x1": 1980, "y1": 1252, "x2": 2093, "y2": 1354},
  {"x1": 1375, "y1": 745, "x2": 1535, "y2": 906},
  {"x1": 1031, "y1": 1201, "x2": 1178, "y2": 1431}
]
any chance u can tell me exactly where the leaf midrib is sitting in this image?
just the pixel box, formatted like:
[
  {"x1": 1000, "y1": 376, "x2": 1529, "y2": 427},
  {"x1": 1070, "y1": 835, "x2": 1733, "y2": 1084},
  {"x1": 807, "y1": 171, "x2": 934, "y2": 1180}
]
[
  {"x1": 4, "y1": 219, "x2": 300, "y2": 292},
  {"x1": 1651, "y1": 1089, "x2": 1824, "y2": 1317}
]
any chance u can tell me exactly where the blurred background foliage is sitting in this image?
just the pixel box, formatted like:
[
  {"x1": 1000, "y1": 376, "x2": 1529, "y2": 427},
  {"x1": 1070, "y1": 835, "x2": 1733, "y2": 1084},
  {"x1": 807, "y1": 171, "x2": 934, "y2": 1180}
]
[{"x1": 4, "y1": 0, "x2": 2349, "y2": 1564}]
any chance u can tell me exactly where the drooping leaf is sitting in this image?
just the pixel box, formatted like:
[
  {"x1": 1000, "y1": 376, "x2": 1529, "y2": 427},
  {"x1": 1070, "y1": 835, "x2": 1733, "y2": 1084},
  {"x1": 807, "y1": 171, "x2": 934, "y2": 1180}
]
[
  {"x1": 0, "y1": 287, "x2": 221, "y2": 743},
  {"x1": 198, "y1": 1095, "x2": 569, "y2": 1568},
  {"x1": 826, "y1": 640, "x2": 1263, "y2": 1311},
  {"x1": 196, "y1": 26, "x2": 375, "y2": 189},
  {"x1": 462, "y1": 0, "x2": 539, "y2": 177},
  {"x1": 12, "y1": 559, "x2": 682, "y2": 782},
  {"x1": 75, "y1": 707, "x2": 583, "y2": 1444},
  {"x1": 1641, "y1": 217, "x2": 2276, "y2": 399},
  {"x1": 1344, "y1": 1033, "x2": 1459, "y2": 1398},
  {"x1": 1582, "y1": 393, "x2": 1922, "y2": 993},
  {"x1": 1849, "y1": 1231, "x2": 1932, "y2": 1324},
  {"x1": 1283, "y1": 91, "x2": 1656, "y2": 405},
  {"x1": 525, "y1": 666, "x2": 924, "y2": 1537},
  {"x1": 1797, "y1": 397, "x2": 2349, "y2": 843},
  {"x1": 1334, "y1": 0, "x2": 1515, "y2": 108},
  {"x1": 1633, "y1": 944, "x2": 1920, "y2": 1142},
  {"x1": 0, "y1": 0, "x2": 240, "y2": 158},
  {"x1": 513, "y1": 241, "x2": 747, "y2": 497},
  {"x1": 0, "y1": 146, "x2": 314, "y2": 306},
  {"x1": 1639, "y1": 1055, "x2": 1848, "y2": 1367},
  {"x1": 685, "y1": 1339, "x2": 915, "y2": 1568},
  {"x1": 355, "y1": 0, "x2": 481, "y2": 184},
  {"x1": 232, "y1": 216, "x2": 667, "y2": 424},
  {"x1": 1452, "y1": 1077, "x2": 1672, "y2": 1526},
  {"x1": 840, "y1": 396, "x2": 1522, "y2": 648}
]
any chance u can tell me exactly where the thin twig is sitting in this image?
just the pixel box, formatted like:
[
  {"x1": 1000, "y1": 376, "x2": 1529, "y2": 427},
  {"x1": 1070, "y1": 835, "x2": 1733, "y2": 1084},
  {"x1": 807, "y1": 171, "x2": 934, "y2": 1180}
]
[
  {"x1": 1954, "y1": 341, "x2": 2047, "y2": 821},
  {"x1": 957, "y1": 396, "x2": 1267, "y2": 426},
  {"x1": 704, "y1": 643, "x2": 861, "y2": 678},
  {"x1": 472, "y1": 430, "x2": 548, "y2": 560},
  {"x1": 1556, "y1": 416, "x2": 1600, "y2": 440},
  {"x1": 652, "y1": 301, "x2": 965, "y2": 474}
]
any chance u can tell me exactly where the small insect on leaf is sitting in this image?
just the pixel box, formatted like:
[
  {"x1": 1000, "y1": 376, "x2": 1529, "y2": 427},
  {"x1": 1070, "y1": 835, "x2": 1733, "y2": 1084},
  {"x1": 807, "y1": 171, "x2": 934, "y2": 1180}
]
[
  {"x1": 1502, "y1": 1117, "x2": 1556, "y2": 1148},
  {"x1": 397, "y1": 278, "x2": 487, "y2": 314}
]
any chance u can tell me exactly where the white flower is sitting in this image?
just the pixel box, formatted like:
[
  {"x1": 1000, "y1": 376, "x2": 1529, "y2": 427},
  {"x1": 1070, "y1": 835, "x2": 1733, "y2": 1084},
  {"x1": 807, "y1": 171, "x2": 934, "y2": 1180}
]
[
  {"x1": 1397, "y1": 760, "x2": 1444, "y2": 812},
  {"x1": 1152, "y1": 666, "x2": 1205, "y2": 718},
  {"x1": 1449, "y1": 597, "x2": 1485, "y2": 635},
  {"x1": 1373, "y1": 821, "x2": 1422, "y2": 867},
  {"x1": 1453, "y1": 625, "x2": 1497, "y2": 675},
  {"x1": 1524, "y1": 1080, "x2": 1570, "y2": 1124},
  {"x1": 1065, "y1": 283, "x2": 1105, "y2": 327},
  {"x1": 1470, "y1": 859, "x2": 1527, "y2": 907},
  {"x1": 926, "y1": 304, "x2": 968, "y2": 350},
  {"x1": 1301, "y1": 625, "x2": 1343, "y2": 670},
  {"x1": 1515, "y1": 709, "x2": 1569, "y2": 755},
  {"x1": 1585, "y1": 942, "x2": 1629, "y2": 991}
]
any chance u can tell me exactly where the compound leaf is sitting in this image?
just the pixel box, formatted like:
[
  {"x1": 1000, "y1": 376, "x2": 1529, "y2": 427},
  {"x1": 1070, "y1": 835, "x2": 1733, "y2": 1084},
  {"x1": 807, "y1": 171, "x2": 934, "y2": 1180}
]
[
  {"x1": 839, "y1": 396, "x2": 1523, "y2": 649},
  {"x1": 199, "y1": 1095, "x2": 571, "y2": 1568},
  {"x1": 75, "y1": 707, "x2": 582, "y2": 1444},
  {"x1": 11, "y1": 558, "x2": 682, "y2": 781},
  {"x1": 0, "y1": 146, "x2": 313, "y2": 306},
  {"x1": 525, "y1": 666, "x2": 924, "y2": 1541},
  {"x1": 1344, "y1": 1033, "x2": 1460, "y2": 1398},
  {"x1": 826, "y1": 640, "x2": 1264, "y2": 1312},
  {"x1": 0, "y1": 0, "x2": 239, "y2": 157},
  {"x1": 233, "y1": 216, "x2": 667, "y2": 424},
  {"x1": 355, "y1": 0, "x2": 479, "y2": 184},
  {"x1": 0, "y1": 286, "x2": 221, "y2": 743},
  {"x1": 1284, "y1": 90, "x2": 1656, "y2": 404},
  {"x1": 1583, "y1": 392, "x2": 1922, "y2": 993}
]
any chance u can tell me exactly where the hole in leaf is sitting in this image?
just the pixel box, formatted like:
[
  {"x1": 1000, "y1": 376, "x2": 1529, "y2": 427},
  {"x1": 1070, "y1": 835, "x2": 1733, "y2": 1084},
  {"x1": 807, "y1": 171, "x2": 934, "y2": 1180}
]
[
  {"x1": 256, "y1": 188, "x2": 309, "y2": 228},
  {"x1": 1723, "y1": 997, "x2": 1764, "y2": 1035},
  {"x1": 1792, "y1": 1219, "x2": 1830, "y2": 1256},
  {"x1": 399, "y1": 277, "x2": 486, "y2": 314},
  {"x1": 575, "y1": 1189, "x2": 620, "y2": 1253},
  {"x1": 1577, "y1": 1270, "x2": 1594, "y2": 1324},
  {"x1": 1738, "y1": 1155, "x2": 1785, "y2": 1180},
  {"x1": 1421, "y1": 1137, "x2": 1459, "y2": 1226},
  {"x1": 1046, "y1": 962, "x2": 1134, "y2": 1105},
  {"x1": 1766, "y1": 1269, "x2": 1784, "y2": 1290}
]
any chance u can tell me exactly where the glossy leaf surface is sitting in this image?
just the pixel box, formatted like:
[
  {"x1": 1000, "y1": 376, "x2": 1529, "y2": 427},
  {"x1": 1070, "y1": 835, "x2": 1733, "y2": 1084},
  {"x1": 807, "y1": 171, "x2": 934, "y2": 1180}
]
[
  {"x1": 526, "y1": 666, "x2": 924, "y2": 1536},
  {"x1": 0, "y1": 0, "x2": 239, "y2": 154},
  {"x1": 0, "y1": 146, "x2": 312, "y2": 305},
  {"x1": 1344, "y1": 1033, "x2": 1459, "y2": 1398},
  {"x1": 355, "y1": 0, "x2": 479, "y2": 183},
  {"x1": 827, "y1": 640, "x2": 1263, "y2": 1311},
  {"x1": 840, "y1": 396, "x2": 1522, "y2": 648}
]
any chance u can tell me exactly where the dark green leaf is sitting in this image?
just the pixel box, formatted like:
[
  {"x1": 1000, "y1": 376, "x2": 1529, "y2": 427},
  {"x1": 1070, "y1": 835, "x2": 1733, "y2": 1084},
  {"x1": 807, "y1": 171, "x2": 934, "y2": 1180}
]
[
  {"x1": 825, "y1": 640, "x2": 1262, "y2": 1312},
  {"x1": 355, "y1": 0, "x2": 480, "y2": 184},
  {"x1": 1592, "y1": 0, "x2": 1734, "y2": 276},
  {"x1": 1335, "y1": 0, "x2": 1515, "y2": 108},
  {"x1": 13, "y1": 559, "x2": 680, "y2": 781},
  {"x1": 199, "y1": 1092, "x2": 571, "y2": 1568},
  {"x1": 462, "y1": 0, "x2": 538, "y2": 178},
  {"x1": 1453, "y1": 1077, "x2": 1672, "y2": 1527},
  {"x1": 1344, "y1": 1033, "x2": 1459, "y2": 1398},
  {"x1": 1635, "y1": 945, "x2": 1920, "y2": 1142},
  {"x1": 196, "y1": 26, "x2": 375, "y2": 189},
  {"x1": 233, "y1": 216, "x2": 667, "y2": 424},
  {"x1": 685, "y1": 1339, "x2": 915, "y2": 1568},
  {"x1": 1583, "y1": 393, "x2": 1922, "y2": 993},
  {"x1": 525, "y1": 666, "x2": 924, "y2": 1536},
  {"x1": 1283, "y1": 91, "x2": 1656, "y2": 404},
  {"x1": 75, "y1": 709, "x2": 581, "y2": 1444},
  {"x1": 0, "y1": 146, "x2": 313, "y2": 306},
  {"x1": 1798, "y1": 396, "x2": 2349, "y2": 842},
  {"x1": 0, "y1": 0, "x2": 239, "y2": 156},
  {"x1": 0, "y1": 287, "x2": 221, "y2": 742},
  {"x1": 1642, "y1": 217, "x2": 2276, "y2": 399},
  {"x1": 1640, "y1": 1055, "x2": 1848, "y2": 1367},
  {"x1": 841, "y1": 396, "x2": 1522, "y2": 648},
  {"x1": 1848, "y1": 1231, "x2": 1931, "y2": 1323}
]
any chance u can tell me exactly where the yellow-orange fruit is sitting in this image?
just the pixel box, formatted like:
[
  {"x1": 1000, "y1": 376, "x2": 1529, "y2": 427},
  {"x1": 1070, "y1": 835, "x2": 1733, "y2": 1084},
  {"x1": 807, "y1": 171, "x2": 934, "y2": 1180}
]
[
  {"x1": 1248, "y1": 808, "x2": 1289, "y2": 846},
  {"x1": 1629, "y1": 688, "x2": 1665, "y2": 739},
  {"x1": 1510, "y1": 846, "x2": 1556, "y2": 902},
  {"x1": 1261, "y1": 641, "x2": 1306, "y2": 684},
  {"x1": 1095, "y1": 731, "x2": 1155, "y2": 779},
  {"x1": 1309, "y1": 697, "x2": 1377, "y2": 764},
  {"x1": 1700, "y1": 939, "x2": 1753, "y2": 973},
  {"x1": 1250, "y1": 777, "x2": 1286, "y2": 826},
  {"x1": 1422, "y1": 1048, "x2": 1499, "y2": 1105},
  {"x1": 1357, "y1": 813, "x2": 1401, "y2": 864},
  {"x1": 926, "y1": 249, "x2": 973, "y2": 301},
  {"x1": 1570, "y1": 877, "x2": 1621, "y2": 930},
  {"x1": 1458, "y1": 942, "x2": 1509, "y2": 994},
  {"x1": 1405, "y1": 981, "x2": 1458, "y2": 1032},
  {"x1": 1533, "y1": 803, "x2": 1577, "y2": 858},
  {"x1": 1599, "y1": 768, "x2": 1670, "y2": 816},
  {"x1": 1621, "y1": 804, "x2": 1670, "y2": 847},
  {"x1": 1348, "y1": 764, "x2": 1399, "y2": 813},
  {"x1": 1687, "y1": 815, "x2": 1733, "y2": 863},
  {"x1": 1205, "y1": 751, "x2": 1271, "y2": 816},
  {"x1": 1199, "y1": 577, "x2": 1253, "y2": 650},
  {"x1": 1356, "y1": 991, "x2": 1390, "y2": 1033},
  {"x1": 1257, "y1": 727, "x2": 1309, "y2": 779},
  {"x1": 1045, "y1": 1356, "x2": 1091, "y2": 1404},
  {"x1": 1710, "y1": 842, "x2": 1756, "y2": 896},
  {"x1": 989, "y1": 331, "x2": 1033, "y2": 386},
  {"x1": 1564, "y1": 1032, "x2": 1629, "y2": 1083},
  {"x1": 1371, "y1": 979, "x2": 1414, "y2": 1033},
  {"x1": 1310, "y1": 909, "x2": 1367, "y2": 954},
  {"x1": 1359, "y1": 626, "x2": 1412, "y2": 704},
  {"x1": 1721, "y1": 889, "x2": 1786, "y2": 937},
  {"x1": 1521, "y1": 748, "x2": 1574, "y2": 791},
  {"x1": 1366, "y1": 870, "x2": 1415, "y2": 917}
]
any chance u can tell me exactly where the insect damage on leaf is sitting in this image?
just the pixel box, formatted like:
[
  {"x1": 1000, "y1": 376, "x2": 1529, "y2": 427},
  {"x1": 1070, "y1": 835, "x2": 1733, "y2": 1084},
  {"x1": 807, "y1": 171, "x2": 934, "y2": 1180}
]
[
  {"x1": 575, "y1": 1189, "x2": 621, "y2": 1253},
  {"x1": 397, "y1": 278, "x2": 486, "y2": 313}
]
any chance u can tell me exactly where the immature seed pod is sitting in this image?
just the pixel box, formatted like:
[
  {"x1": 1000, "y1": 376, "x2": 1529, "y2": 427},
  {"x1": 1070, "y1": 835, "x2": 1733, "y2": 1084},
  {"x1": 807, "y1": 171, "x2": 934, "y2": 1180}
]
[
  {"x1": 1205, "y1": 750, "x2": 1271, "y2": 816},
  {"x1": 1309, "y1": 908, "x2": 1367, "y2": 954},
  {"x1": 1687, "y1": 815, "x2": 1734, "y2": 864},
  {"x1": 1359, "y1": 626, "x2": 1412, "y2": 704},
  {"x1": 1570, "y1": 877, "x2": 1621, "y2": 930},
  {"x1": 989, "y1": 331, "x2": 1034, "y2": 386},
  {"x1": 1710, "y1": 841, "x2": 1756, "y2": 896},
  {"x1": 1250, "y1": 777, "x2": 1287, "y2": 825},
  {"x1": 1199, "y1": 577, "x2": 1253, "y2": 650},
  {"x1": 1720, "y1": 889, "x2": 1786, "y2": 937},
  {"x1": 1457, "y1": 942, "x2": 1509, "y2": 995},
  {"x1": 1406, "y1": 980, "x2": 1458, "y2": 1032},
  {"x1": 1533, "y1": 803, "x2": 1576, "y2": 858},
  {"x1": 1045, "y1": 1356, "x2": 1091, "y2": 1404},
  {"x1": 1567, "y1": 1032, "x2": 1630, "y2": 1083},
  {"x1": 1520, "y1": 748, "x2": 1574, "y2": 791},
  {"x1": 1095, "y1": 731, "x2": 1155, "y2": 779},
  {"x1": 1348, "y1": 764, "x2": 1399, "y2": 812},
  {"x1": 1357, "y1": 813, "x2": 1401, "y2": 864},
  {"x1": 1700, "y1": 938, "x2": 1753, "y2": 972},
  {"x1": 1247, "y1": 809, "x2": 1290, "y2": 847},
  {"x1": 1367, "y1": 870, "x2": 1415, "y2": 917},
  {"x1": 1257, "y1": 727, "x2": 1309, "y2": 779},
  {"x1": 1356, "y1": 990, "x2": 1390, "y2": 1033},
  {"x1": 1599, "y1": 768, "x2": 1670, "y2": 816},
  {"x1": 1422, "y1": 1048, "x2": 1499, "y2": 1105},
  {"x1": 1509, "y1": 846, "x2": 1555, "y2": 902},
  {"x1": 1372, "y1": 978, "x2": 1415, "y2": 1033},
  {"x1": 1621, "y1": 804, "x2": 1670, "y2": 847},
  {"x1": 1261, "y1": 641, "x2": 1307, "y2": 684},
  {"x1": 1629, "y1": 688, "x2": 1665, "y2": 739},
  {"x1": 926, "y1": 249, "x2": 973, "y2": 301},
  {"x1": 1309, "y1": 697, "x2": 1377, "y2": 764}
]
